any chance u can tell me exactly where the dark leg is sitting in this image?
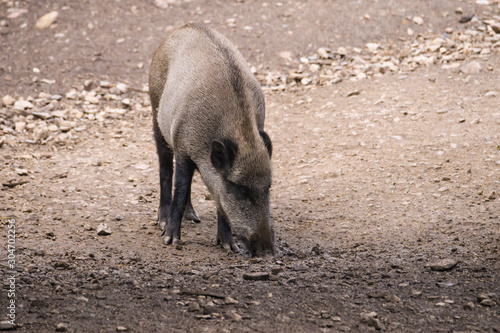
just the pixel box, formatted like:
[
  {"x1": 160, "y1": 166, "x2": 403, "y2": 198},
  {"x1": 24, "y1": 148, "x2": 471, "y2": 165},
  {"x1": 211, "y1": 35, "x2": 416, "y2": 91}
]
[
  {"x1": 163, "y1": 155, "x2": 196, "y2": 245},
  {"x1": 184, "y1": 194, "x2": 201, "y2": 223},
  {"x1": 216, "y1": 210, "x2": 239, "y2": 252},
  {"x1": 153, "y1": 124, "x2": 173, "y2": 231}
]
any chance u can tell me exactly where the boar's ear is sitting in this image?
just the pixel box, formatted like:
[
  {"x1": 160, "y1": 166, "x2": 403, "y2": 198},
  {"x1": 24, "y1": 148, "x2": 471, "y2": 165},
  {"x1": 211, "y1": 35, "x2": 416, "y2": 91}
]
[
  {"x1": 211, "y1": 139, "x2": 238, "y2": 173},
  {"x1": 259, "y1": 130, "x2": 272, "y2": 158}
]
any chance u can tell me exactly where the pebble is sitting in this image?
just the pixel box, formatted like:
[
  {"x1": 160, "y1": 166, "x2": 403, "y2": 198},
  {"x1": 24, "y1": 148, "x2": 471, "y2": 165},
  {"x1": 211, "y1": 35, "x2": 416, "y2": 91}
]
[
  {"x1": 14, "y1": 121, "x2": 26, "y2": 132},
  {"x1": 480, "y1": 299, "x2": 496, "y2": 307},
  {"x1": 463, "y1": 302, "x2": 475, "y2": 310},
  {"x1": 484, "y1": 91, "x2": 499, "y2": 98},
  {"x1": 0, "y1": 320, "x2": 15, "y2": 330},
  {"x1": 13, "y1": 99, "x2": 34, "y2": 110},
  {"x1": 97, "y1": 223, "x2": 112, "y2": 236},
  {"x1": 460, "y1": 61, "x2": 482, "y2": 75},
  {"x1": 55, "y1": 323, "x2": 68, "y2": 332},
  {"x1": 15, "y1": 168, "x2": 28, "y2": 176},
  {"x1": 242, "y1": 272, "x2": 270, "y2": 281},
  {"x1": 360, "y1": 312, "x2": 385, "y2": 331},
  {"x1": 430, "y1": 259, "x2": 458, "y2": 271},
  {"x1": 225, "y1": 296, "x2": 239, "y2": 305},
  {"x1": 116, "y1": 326, "x2": 128, "y2": 331},
  {"x1": 35, "y1": 11, "x2": 59, "y2": 29},
  {"x1": 2, "y1": 95, "x2": 15, "y2": 106}
]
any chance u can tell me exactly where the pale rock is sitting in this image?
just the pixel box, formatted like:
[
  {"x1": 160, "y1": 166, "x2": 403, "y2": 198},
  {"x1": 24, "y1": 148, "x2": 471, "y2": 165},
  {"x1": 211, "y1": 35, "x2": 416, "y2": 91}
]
[
  {"x1": 317, "y1": 47, "x2": 330, "y2": 59},
  {"x1": 35, "y1": 11, "x2": 59, "y2": 29},
  {"x1": 65, "y1": 89, "x2": 79, "y2": 100},
  {"x1": 48, "y1": 124, "x2": 59, "y2": 132},
  {"x1": 2, "y1": 95, "x2": 15, "y2": 106},
  {"x1": 97, "y1": 223, "x2": 112, "y2": 236},
  {"x1": 116, "y1": 83, "x2": 128, "y2": 94},
  {"x1": 13, "y1": 99, "x2": 34, "y2": 110},
  {"x1": 413, "y1": 16, "x2": 424, "y2": 25},
  {"x1": 309, "y1": 64, "x2": 321, "y2": 73},
  {"x1": 84, "y1": 94, "x2": 99, "y2": 104},
  {"x1": 460, "y1": 61, "x2": 482, "y2": 75},
  {"x1": 430, "y1": 259, "x2": 458, "y2": 271},
  {"x1": 15, "y1": 168, "x2": 29, "y2": 176},
  {"x1": 366, "y1": 43, "x2": 380, "y2": 52},
  {"x1": 15, "y1": 121, "x2": 26, "y2": 132}
]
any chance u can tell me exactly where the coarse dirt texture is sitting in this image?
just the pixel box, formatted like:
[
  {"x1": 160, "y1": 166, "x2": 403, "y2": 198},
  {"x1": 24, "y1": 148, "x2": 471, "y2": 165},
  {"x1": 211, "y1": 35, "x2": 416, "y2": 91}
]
[{"x1": 1, "y1": 0, "x2": 500, "y2": 332}]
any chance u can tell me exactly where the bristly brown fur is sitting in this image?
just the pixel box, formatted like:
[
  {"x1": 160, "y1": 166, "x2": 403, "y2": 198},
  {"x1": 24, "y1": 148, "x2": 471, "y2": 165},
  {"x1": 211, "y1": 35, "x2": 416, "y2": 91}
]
[{"x1": 149, "y1": 23, "x2": 274, "y2": 256}]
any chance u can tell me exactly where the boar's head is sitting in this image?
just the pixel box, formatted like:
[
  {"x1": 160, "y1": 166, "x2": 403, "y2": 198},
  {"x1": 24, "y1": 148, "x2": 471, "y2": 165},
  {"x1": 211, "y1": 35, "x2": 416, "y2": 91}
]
[{"x1": 210, "y1": 130, "x2": 274, "y2": 256}]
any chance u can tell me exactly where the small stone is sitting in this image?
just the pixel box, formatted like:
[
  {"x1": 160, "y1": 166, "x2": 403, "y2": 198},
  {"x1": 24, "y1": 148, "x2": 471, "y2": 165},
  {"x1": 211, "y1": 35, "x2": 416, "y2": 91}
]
[
  {"x1": 65, "y1": 89, "x2": 79, "y2": 100},
  {"x1": 309, "y1": 64, "x2": 321, "y2": 73},
  {"x1": 412, "y1": 16, "x2": 424, "y2": 25},
  {"x1": 360, "y1": 312, "x2": 385, "y2": 331},
  {"x1": 2, "y1": 95, "x2": 15, "y2": 106},
  {"x1": 480, "y1": 299, "x2": 496, "y2": 307},
  {"x1": 48, "y1": 124, "x2": 59, "y2": 132},
  {"x1": 15, "y1": 168, "x2": 28, "y2": 176},
  {"x1": 55, "y1": 323, "x2": 68, "y2": 332},
  {"x1": 13, "y1": 99, "x2": 34, "y2": 110},
  {"x1": 0, "y1": 320, "x2": 15, "y2": 330},
  {"x1": 347, "y1": 90, "x2": 360, "y2": 97},
  {"x1": 488, "y1": 191, "x2": 497, "y2": 200},
  {"x1": 366, "y1": 43, "x2": 380, "y2": 52},
  {"x1": 464, "y1": 302, "x2": 475, "y2": 310},
  {"x1": 279, "y1": 51, "x2": 293, "y2": 61},
  {"x1": 229, "y1": 310, "x2": 242, "y2": 321},
  {"x1": 203, "y1": 301, "x2": 219, "y2": 314},
  {"x1": 242, "y1": 272, "x2": 270, "y2": 281},
  {"x1": 460, "y1": 61, "x2": 482, "y2": 75},
  {"x1": 35, "y1": 11, "x2": 59, "y2": 29},
  {"x1": 317, "y1": 47, "x2": 330, "y2": 59},
  {"x1": 225, "y1": 297, "x2": 239, "y2": 305},
  {"x1": 116, "y1": 327, "x2": 128, "y2": 332},
  {"x1": 195, "y1": 315, "x2": 212, "y2": 320},
  {"x1": 459, "y1": 13, "x2": 475, "y2": 24},
  {"x1": 97, "y1": 223, "x2": 112, "y2": 236},
  {"x1": 430, "y1": 259, "x2": 458, "y2": 271},
  {"x1": 84, "y1": 95, "x2": 99, "y2": 104},
  {"x1": 15, "y1": 121, "x2": 26, "y2": 132},
  {"x1": 116, "y1": 83, "x2": 128, "y2": 94},
  {"x1": 188, "y1": 302, "x2": 201, "y2": 312}
]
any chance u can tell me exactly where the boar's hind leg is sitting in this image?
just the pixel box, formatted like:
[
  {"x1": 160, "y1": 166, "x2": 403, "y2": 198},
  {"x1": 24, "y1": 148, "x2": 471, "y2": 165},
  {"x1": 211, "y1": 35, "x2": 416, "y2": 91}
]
[
  {"x1": 163, "y1": 155, "x2": 196, "y2": 246},
  {"x1": 184, "y1": 195, "x2": 200, "y2": 223},
  {"x1": 216, "y1": 211, "x2": 239, "y2": 252},
  {"x1": 154, "y1": 127, "x2": 173, "y2": 231}
]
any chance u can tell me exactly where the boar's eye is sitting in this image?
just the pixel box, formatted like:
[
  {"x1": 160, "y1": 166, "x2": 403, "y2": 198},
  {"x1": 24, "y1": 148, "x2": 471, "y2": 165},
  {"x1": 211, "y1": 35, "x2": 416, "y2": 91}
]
[{"x1": 227, "y1": 181, "x2": 253, "y2": 202}]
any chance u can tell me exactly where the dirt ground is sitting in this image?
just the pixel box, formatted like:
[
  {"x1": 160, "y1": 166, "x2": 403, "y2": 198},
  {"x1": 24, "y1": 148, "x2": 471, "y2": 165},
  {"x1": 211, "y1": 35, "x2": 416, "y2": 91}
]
[{"x1": 1, "y1": 0, "x2": 499, "y2": 332}]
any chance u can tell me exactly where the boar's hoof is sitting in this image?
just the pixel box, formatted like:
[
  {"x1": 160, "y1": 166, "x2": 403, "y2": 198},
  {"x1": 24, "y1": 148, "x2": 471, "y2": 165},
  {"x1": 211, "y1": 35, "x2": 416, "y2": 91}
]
[
  {"x1": 183, "y1": 210, "x2": 201, "y2": 223},
  {"x1": 159, "y1": 220, "x2": 167, "y2": 231},
  {"x1": 217, "y1": 238, "x2": 240, "y2": 253},
  {"x1": 163, "y1": 235, "x2": 180, "y2": 246}
]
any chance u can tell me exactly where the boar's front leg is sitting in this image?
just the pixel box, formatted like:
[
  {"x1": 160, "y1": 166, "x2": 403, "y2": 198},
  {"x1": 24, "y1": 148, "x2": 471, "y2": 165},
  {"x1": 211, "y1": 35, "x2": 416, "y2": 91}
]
[
  {"x1": 163, "y1": 155, "x2": 196, "y2": 245},
  {"x1": 216, "y1": 210, "x2": 239, "y2": 252}
]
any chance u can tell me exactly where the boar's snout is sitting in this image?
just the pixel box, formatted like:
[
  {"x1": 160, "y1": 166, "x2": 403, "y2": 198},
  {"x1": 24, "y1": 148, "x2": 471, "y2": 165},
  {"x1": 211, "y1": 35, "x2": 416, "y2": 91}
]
[{"x1": 245, "y1": 223, "x2": 275, "y2": 257}]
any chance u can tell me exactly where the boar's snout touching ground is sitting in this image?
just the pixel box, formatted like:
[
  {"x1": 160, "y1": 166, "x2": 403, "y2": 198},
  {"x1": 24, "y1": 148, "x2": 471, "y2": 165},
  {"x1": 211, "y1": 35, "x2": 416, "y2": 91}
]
[
  {"x1": 210, "y1": 131, "x2": 274, "y2": 256},
  {"x1": 148, "y1": 23, "x2": 275, "y2": 256}
]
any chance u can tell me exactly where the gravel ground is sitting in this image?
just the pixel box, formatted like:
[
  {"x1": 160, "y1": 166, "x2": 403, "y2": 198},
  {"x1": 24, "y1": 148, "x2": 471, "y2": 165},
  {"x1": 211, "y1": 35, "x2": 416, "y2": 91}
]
[{"x1": 1, "y1": 0, "x2": 499, "y2": 332}]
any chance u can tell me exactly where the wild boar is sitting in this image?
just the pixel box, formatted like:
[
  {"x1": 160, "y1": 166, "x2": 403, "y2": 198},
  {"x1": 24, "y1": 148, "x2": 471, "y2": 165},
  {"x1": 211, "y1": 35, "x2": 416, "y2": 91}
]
[{"x1": 148, "y1": 23, "x2": 274, "y2": 256}]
